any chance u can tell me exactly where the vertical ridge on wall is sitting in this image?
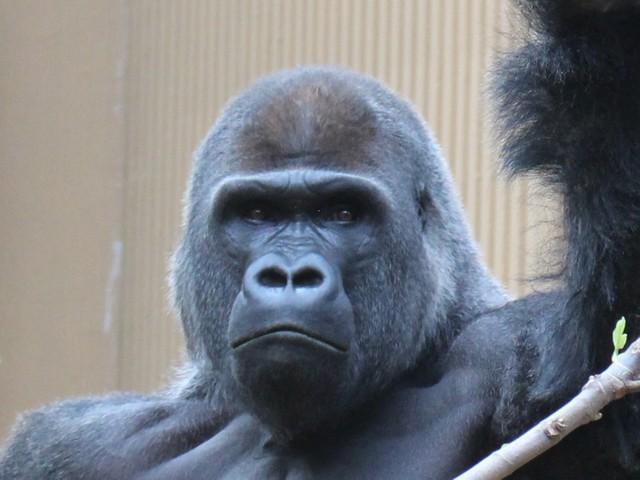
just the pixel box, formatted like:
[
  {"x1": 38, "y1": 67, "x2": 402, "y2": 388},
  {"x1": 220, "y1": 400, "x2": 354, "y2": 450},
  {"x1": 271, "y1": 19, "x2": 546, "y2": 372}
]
[
  {"x1": 464, "y1": 0, "x2": 482, "y2": 238},
  {"x1": 120, "y1": 0, "x2": 535, "y2": 392},
  {"x1": 489, "y1": 2, "x2": 508, "y2": 287}
]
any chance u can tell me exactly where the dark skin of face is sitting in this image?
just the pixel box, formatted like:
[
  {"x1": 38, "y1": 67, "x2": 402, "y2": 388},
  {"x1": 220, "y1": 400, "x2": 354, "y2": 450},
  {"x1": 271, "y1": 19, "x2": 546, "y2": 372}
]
[{"x1": 221, "y1": 170, "x2": 380, "y2": 436}]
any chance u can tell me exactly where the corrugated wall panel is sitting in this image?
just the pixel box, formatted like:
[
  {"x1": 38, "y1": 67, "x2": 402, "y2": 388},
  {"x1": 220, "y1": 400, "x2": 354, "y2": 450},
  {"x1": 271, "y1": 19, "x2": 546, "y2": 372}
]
[
  {"x1": 0, "y1": 0, "x2": 125, "y2": 436},
  {"x1": 120, "y1": 0, "x2": 540, "y2": 392}
]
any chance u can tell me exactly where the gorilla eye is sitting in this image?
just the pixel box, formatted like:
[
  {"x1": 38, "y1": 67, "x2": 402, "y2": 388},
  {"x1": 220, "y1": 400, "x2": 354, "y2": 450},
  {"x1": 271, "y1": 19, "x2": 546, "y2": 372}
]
[
  {"x1": 335, "y1": 209, "x2": 354, "y2": 222},
  {"x1": 325, "y1": 205, "x2": 358, "y2": 224},
  {"x1": 247, "y1": 208, "x2": 265, "y2": 222},
  {"x1": 243, "y1": 207, "x2": 268, "y2": 223}
]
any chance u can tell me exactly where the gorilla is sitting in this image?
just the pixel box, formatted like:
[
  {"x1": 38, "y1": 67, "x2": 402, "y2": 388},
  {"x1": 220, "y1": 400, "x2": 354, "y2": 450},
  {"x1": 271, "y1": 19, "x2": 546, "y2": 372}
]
[{"x1": 2, "y1": 0, "x2": 640, "y2": 478}]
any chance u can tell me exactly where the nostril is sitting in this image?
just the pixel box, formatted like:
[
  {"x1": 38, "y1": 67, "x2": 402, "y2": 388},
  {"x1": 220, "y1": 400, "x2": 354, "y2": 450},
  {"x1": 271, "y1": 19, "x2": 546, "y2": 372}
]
[
  {"x1": 292, "y1": 268, "x2": 324, "y2": 288},
  {"x1": 257, "y1": 267, "x2": 288, "y2": 288}
]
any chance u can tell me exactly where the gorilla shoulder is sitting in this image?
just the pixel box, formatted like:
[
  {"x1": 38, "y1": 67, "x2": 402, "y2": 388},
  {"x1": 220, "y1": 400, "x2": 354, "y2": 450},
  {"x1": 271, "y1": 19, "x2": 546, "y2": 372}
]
[{"x1": 0, "y1": 395, "x2": 225, "y2": 480}]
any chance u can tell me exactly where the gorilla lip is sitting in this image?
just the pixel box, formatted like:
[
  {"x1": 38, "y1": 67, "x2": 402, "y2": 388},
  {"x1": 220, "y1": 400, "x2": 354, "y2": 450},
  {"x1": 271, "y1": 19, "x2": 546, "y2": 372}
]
[{"x1": 231, "y1": 325, "x2": 348, "y2": 353}]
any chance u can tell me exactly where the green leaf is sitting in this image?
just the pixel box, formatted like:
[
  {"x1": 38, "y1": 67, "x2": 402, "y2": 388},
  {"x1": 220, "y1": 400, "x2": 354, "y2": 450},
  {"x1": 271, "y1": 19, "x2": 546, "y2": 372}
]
[{"x1": 612, "y1": 317, "x2": 628, "y2": 362}]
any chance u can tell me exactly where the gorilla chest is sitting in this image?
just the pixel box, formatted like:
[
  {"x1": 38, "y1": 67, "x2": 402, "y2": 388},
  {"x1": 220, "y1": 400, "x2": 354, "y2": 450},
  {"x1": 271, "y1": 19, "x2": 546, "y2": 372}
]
[
  {"x1": 168, "y1": 398, "x2": 482, "y2": 480},
  {"x1": 196, "y1": 424, "x2": 454, "y2": 480}
]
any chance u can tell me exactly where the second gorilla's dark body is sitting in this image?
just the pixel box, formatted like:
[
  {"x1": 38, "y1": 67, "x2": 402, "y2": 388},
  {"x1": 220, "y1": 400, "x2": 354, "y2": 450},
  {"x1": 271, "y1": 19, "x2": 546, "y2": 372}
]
[{"x1": 3, "y1": 1, "x2": 640, "y2": 478}]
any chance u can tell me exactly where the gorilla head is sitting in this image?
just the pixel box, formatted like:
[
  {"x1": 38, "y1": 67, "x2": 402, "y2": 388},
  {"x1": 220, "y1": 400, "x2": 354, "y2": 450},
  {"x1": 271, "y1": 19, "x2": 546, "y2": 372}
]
[{"x1": 170, "y1": 67, "x2": 503, "y2": 439}]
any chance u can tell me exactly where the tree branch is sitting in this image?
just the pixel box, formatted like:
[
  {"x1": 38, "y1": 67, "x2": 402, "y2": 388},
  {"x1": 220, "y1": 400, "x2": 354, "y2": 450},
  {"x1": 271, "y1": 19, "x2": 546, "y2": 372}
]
[{"x1": 454, "y1": 336, "x2": 640, "y2": 480}]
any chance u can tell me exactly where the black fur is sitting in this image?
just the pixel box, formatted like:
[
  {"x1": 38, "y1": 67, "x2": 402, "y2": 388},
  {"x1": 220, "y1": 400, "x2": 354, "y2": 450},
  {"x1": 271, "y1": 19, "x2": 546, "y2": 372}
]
[
  {"x1": 490, "y1": 0, "x2": 640, "y2": 477},
  {"x1": 495, "y1": 0, "x2": 640, "y2": 320}
]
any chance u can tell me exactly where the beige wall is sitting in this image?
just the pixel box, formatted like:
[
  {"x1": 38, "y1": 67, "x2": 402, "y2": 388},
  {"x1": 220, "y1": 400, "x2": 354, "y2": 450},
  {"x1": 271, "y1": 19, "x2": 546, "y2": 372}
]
[
  {"x1": 0, "y1": 0, "x2": 125, "y2": 437},
  {"x1": 1, "y1": 0, "x2": 551, "y2": 438}
]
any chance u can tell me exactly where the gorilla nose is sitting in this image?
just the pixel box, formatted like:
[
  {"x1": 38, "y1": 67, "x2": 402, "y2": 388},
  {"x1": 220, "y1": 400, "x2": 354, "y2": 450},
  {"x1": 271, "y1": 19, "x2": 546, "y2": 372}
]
[
  {"x1": 244, "y1": 253, "x2": 339, "y2": 301},
  {"x1": 231, "y1": 252, "x2": 353, "y2": 353},
  {"x1": 256, "y1": 265, "x2": 324, "y2": 289},
  {"x1": 256, "y1": 266, "x2": 289, "y2": 288}
]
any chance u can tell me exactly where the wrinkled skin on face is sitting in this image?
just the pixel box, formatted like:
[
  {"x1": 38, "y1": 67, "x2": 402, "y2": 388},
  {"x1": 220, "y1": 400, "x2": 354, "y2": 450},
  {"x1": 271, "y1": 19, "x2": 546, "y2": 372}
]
[{"x1": 222, "y1": 171, "x2": 382, "y2": 435}]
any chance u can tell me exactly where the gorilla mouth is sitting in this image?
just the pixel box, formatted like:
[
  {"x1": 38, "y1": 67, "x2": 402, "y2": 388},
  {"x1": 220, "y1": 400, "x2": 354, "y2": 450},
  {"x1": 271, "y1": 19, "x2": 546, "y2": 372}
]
[{"x1": 231, "y1": 325, "x2": 348, "y2": 353}]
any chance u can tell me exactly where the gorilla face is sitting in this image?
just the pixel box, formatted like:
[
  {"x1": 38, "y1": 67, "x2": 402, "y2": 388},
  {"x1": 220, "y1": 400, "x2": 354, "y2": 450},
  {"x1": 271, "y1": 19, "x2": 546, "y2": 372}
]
[
  {"x1": 213, "y1": 169, "x2": 393, "y2": 434},
  {"x1": 171, "y1": 68, "x2": 479, "y2": 438}
]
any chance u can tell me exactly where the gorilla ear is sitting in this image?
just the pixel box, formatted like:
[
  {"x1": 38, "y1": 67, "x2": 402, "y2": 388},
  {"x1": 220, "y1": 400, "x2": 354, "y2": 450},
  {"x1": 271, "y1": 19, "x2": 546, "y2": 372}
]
[{"x1": 416, "y1": 190, "x2": 432, "y2": 233}]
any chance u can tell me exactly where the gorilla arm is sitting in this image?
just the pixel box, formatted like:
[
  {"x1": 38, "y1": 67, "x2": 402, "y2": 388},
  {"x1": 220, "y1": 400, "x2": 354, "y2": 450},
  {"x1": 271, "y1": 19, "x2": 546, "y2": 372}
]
[
  {"x1": 0, "y1": 395, "x2": 229, "y2": 480},
  {"x1": 494, "y1": 0, "x2": 640, "y2": 324},
  {"x1": 489, "y1": 0, "x2": 640, "y2": 474}
]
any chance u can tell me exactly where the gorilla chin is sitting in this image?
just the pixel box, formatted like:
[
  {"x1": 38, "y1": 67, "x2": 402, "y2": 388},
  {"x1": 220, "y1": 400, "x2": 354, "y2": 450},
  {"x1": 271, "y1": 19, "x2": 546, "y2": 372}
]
[{"x1": 231, "y1": 331, "x2": 355, "y2": 440}]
